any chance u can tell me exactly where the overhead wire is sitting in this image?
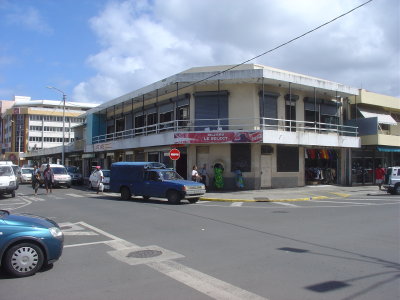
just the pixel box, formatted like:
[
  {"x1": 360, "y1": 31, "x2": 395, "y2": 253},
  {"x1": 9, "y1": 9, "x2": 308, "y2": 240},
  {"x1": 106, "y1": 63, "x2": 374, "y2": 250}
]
[{"x1": 177, "y1": 0, "x2": 373, "y2": 91}]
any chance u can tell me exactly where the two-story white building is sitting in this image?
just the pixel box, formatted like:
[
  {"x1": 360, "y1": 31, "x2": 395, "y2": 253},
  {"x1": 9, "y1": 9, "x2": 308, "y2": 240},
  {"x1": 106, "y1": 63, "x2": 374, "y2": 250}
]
[{"x1": 82, "y1": 64, "x2": 360, "y2": 189}]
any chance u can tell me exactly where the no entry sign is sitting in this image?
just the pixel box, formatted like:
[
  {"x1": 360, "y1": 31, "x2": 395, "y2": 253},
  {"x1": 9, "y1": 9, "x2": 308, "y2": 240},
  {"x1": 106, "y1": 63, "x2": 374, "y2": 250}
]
[{"x1": 169, "y1": 148, "x2": 180, "y2": 160}]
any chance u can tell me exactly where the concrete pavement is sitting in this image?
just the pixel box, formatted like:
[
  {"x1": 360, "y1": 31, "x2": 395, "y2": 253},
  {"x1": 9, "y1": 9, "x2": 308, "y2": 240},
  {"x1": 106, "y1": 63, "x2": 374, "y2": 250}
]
[{"x1": 200, "y1": 184, "x2": 388, "y2": 202}]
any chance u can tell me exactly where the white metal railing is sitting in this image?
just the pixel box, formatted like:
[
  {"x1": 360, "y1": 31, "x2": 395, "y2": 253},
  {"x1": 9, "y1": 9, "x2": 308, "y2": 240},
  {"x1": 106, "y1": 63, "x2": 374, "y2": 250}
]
[{"x1": 92, "y1": 117, "x2": 358, "y2": 144}]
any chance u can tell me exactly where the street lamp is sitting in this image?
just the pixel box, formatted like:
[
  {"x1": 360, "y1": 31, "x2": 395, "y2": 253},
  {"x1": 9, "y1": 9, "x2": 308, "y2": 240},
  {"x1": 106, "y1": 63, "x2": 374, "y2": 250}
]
[{"x1": 47, "y1": 86, "x2": 66, "y2": 165}]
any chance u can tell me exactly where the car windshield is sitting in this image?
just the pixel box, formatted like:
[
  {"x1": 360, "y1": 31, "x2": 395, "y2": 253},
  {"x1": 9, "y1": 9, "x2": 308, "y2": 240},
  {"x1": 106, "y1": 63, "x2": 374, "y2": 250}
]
[
  {"x1": 0, "y1": 166, "x2": 13, "y2": 176},
  {"x1": 102, "y1": 170, "x2": 110, "y2": 177},
  {"x1": 22, "y1": 169, "x2": 33, "y2": 174},
  {"x1": 160, "y1": 170, "x2": 183, "y2": 180},
  {"x1": 67, "y1": 167, "x2": 78, "y2": 173},
  {"x1": 52, "y1": 167, "x2": 67, "y2": 175}
]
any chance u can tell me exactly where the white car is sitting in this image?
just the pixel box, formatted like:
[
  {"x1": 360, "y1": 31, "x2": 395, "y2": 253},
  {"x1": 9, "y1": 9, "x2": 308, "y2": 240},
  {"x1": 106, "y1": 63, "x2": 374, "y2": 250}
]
[
  {"x1": 383, "y1": 166, "x2": 400, "y2": 195},
  {"x1": 89, "y1": 169, "x2": 110, "y2": 191},
  {"x1": 20, "y1": 167, "x2": 34, "y2": 183},
  {"x1": 0, "y1": 165, "x2": 17, "y2": 197}
]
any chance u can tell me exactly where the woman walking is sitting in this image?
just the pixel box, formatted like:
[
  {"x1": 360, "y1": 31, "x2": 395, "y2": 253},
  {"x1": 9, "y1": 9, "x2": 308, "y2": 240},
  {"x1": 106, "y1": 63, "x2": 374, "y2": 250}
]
[{"x1": 32, "y1": 165, "x2": 40, "y2": 196}]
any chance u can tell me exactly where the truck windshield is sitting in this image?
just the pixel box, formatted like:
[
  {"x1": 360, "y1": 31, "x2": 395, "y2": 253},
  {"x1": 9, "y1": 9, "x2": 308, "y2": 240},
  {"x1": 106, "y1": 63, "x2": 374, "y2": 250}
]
[{"x1": 160, "y1": 170, "x2": 183, "y2": 180}]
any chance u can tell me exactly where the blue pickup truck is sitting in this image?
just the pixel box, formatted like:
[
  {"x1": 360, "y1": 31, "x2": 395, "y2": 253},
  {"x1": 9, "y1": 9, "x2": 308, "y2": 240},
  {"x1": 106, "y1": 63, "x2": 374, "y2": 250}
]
[{"x1": 110, "y1": 162, "x2": 206, "y2": 204}]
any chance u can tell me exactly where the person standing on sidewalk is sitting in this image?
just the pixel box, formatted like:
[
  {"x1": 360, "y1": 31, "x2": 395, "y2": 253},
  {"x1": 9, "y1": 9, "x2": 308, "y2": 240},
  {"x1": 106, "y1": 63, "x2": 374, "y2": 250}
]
[
  {"x1": 93, "y1": 166, "x2": 104, "y2": 194},
  {"x1": 375, "y1": 164, "x2": 386, "y2": 190},
  {"x1": 199, "y1": 164, "x2": 209, "y2": 188}
]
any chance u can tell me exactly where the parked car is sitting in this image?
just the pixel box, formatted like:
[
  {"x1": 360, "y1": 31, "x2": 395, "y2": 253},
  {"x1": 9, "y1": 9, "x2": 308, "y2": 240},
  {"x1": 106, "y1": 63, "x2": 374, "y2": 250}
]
[
  {"x1": 20, "y1": 167, "x2": 34, "y2": 183},
  {"x1": 0, "y1": 165, "x2": 17, "y2": 197},
  {"x1": 0, "y1": 209, "x2": 64, "y2": 277},
  {"x1": 0, "y1": 162, "x2": 20, "y2": 190},
  {"x1": 66, "y1": 166, "x2": 84, "y2": 185},
  {"x1": 383, "y1": 166, "x2": 400, "y2": 195},
  {"x1": 89, "y1": 169, "x2": 110, "y2": 191},
  {"x1": 39, "y1": 164, "x2": 71, "y2": 188},
  {"x1": 110, "y1": 162, "x2": 206, "y2": 204}
]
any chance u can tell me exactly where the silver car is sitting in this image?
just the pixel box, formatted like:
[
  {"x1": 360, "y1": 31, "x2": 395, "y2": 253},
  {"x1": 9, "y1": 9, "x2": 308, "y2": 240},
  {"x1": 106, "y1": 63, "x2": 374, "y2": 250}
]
[{"x1": 20, "y1": 167, "x2": 34, "y2": 183}]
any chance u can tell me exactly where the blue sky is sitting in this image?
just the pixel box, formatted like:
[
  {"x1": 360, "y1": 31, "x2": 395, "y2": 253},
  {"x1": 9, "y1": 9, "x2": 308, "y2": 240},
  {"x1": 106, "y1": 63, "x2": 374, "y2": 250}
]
[{"x1": 0, "y1": 0, "x2": 399, "y2": 104}]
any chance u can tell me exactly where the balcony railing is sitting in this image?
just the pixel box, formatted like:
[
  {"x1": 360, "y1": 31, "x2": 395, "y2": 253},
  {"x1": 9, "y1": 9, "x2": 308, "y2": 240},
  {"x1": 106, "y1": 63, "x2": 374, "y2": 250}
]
[{"x1": 92, "y1": 118, "x2": 358, "y2": 144}]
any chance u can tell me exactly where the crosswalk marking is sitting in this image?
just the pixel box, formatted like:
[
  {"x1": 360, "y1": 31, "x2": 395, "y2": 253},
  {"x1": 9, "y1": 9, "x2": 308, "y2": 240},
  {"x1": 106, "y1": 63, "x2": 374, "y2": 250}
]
[
  {"x1": 274, "y1": 202, "x2": 298, "y2": 207},
  {"x1": 65, "y1": 193, "x2": 85, "y2": 198},
  {"x1": 230, "y1": 202, "x2": 243, "y2": 207}
]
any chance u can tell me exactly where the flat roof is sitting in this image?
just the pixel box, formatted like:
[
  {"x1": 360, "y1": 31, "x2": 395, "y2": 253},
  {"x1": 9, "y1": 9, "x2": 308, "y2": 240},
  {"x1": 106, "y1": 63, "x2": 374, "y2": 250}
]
[{"x1": 85, "y1": 64, "x2": 359, "y2": 116}]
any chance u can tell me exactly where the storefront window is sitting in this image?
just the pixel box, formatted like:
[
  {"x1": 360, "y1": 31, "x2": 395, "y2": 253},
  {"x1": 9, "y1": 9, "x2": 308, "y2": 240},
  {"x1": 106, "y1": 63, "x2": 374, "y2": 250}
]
[{"x1": 305, "y1": 148, "x2": 338, "y2": 184}]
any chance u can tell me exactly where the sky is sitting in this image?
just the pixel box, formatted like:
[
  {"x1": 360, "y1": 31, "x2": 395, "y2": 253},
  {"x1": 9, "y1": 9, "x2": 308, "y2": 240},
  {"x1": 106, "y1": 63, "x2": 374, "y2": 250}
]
[{"x1": 0, "y1": 0, "x2": 399, "y2": 104}]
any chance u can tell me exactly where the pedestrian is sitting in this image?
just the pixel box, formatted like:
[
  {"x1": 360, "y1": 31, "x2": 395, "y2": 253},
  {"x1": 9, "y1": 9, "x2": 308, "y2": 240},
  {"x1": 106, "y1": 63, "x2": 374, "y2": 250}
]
[
  {"x1": 199, "y1": 164, "x2": 209, "y2": 188},
  {"x1": 32, "y1": 165, "x2": 40, "y2": 196},
  {"x1": 375, "y1": 164, "x2": 386, "y2": 190},
  {"x1": 234, "y1": 167, "x2": 244, "y2": 189},
  {"x1": 191, "y1": 165, "x2": 201, "y2": 182},
  {"x1": 43, "y1": 164, "x2": 54, "y2": 194},
  {"x1": 93, "y1": 166, "x2": 104, "y2": 194}
]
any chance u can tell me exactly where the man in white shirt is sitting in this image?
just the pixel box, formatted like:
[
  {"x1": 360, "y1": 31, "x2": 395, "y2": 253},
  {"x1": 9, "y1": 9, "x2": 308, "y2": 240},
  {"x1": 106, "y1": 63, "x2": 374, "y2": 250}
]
[{"x1": 94, "y1": 166, "x2": 104, "y2": 194}]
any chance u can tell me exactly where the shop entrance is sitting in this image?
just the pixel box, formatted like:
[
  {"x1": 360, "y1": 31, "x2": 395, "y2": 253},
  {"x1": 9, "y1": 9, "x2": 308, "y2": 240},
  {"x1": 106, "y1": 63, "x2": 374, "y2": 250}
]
[{"x1": 305, "y1": 149, "x2": 338, "y2": 185}]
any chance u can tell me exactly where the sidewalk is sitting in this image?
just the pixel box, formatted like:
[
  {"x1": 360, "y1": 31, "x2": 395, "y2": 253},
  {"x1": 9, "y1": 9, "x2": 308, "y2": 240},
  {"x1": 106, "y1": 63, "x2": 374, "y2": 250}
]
[{"x1": 200, "y1": 185, "x2": 387, "y2": 202}]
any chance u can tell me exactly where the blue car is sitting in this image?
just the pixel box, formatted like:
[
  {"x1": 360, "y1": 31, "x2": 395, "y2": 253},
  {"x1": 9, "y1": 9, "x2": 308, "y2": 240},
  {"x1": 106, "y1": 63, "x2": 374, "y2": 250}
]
[{"x1": 0, "y1": 210, "x2": 64, "y2": 277}]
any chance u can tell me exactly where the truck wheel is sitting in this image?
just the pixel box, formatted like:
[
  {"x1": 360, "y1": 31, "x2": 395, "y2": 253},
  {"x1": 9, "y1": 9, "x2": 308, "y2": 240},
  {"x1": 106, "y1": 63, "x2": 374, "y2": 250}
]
[
  {"x1": 121, "y1": 187, "x2": 131, "y2": 200},
  {"x1": 4, "y1": 243, "x2": 44, "y2": 277},
  {"x1": 143, "y1": 195, "x2": 150, "y2": 201},
  {"x1": 167, "y1": 190, "x2": 181, "y2": 205},
  {"x1": 188, "y1": 198, "x2": 199, "y2": 204},
  {"x1": 394, "y1": 184, "x2": 400, "y2": 195}
]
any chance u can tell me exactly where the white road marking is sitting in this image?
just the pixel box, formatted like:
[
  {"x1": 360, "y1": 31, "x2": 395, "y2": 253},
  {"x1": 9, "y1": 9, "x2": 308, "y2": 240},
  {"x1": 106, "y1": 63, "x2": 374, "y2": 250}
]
[
  {"x1": 63, "y1": 231, "x2": 99, "y2": 236},
  {"x1": 22, "y1": 196, "x2": 45, "y2": 202},
  {"x1": 64, "y1": 241, "x2": 113, "y2": 248},
  {"x1": 274, "y1": 202, "x2": 298, "y2": 207},
  {"x1": 148, "y1": 260, "x2": 268, "y2": 300},
  {"x1": 230, "y1": 202, "x2": 243, "y2": 207},
  {"x1": 63, "y1": 222, "x2": 268, "y2": 299},
  {"x1": 65, "y1": 193, "x2": 85, "y2": 198}
]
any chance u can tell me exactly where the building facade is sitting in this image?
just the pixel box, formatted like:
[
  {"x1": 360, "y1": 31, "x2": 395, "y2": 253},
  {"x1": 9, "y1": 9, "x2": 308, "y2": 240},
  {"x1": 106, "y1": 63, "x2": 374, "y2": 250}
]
[
  {"x1": 2, "y1": 96, "x2": 98, "y2": 167},
  {"x1": 81, "y1": 64, "x2": 362, "y2": 189},
  {"x1": 348, "y1": 90, "x2": 400, "y2": 185}
]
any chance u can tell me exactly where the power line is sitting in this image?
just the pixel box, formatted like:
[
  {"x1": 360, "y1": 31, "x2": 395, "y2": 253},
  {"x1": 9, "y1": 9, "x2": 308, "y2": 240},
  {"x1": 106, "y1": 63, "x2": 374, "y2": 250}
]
[{"x1": 179, "y1": 0, "x2": 373, "y2": 89}]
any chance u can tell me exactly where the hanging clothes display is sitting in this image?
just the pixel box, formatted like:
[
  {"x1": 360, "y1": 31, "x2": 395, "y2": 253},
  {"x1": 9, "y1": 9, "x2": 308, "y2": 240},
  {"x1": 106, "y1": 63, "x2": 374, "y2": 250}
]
[{"x1": 305, "y1": 149, "x2": 338, "y2": 185}]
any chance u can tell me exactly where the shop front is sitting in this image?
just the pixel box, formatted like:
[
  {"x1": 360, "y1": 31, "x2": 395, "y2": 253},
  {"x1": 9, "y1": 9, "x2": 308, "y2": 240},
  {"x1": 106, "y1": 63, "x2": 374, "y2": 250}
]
[
  {"x1": 351, "y1": 146, "x2": 400, "y2": 185},
  {"x1": 305, "y1": 148, "x2": 339, "y2": 185}
]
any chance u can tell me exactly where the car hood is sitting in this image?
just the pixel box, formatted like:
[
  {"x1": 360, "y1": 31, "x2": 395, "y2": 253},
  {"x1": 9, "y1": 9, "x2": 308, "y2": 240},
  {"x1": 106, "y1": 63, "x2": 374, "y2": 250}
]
[
  {"x1": 164, "y1": 179, "x2": 204, "y2": 187},
  {"x1": 3, "y1": 212, "x2": 58, "y2": 229}
]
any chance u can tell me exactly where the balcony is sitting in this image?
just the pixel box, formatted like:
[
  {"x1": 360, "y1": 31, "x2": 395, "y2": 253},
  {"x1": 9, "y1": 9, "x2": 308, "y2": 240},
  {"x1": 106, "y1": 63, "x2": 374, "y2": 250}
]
[
  {"x1": 347, "y1": 117, "x2": 399, "y2": 147},
  {"x1": 90, "y1": 118, "x2": 359, "y2": 150}
]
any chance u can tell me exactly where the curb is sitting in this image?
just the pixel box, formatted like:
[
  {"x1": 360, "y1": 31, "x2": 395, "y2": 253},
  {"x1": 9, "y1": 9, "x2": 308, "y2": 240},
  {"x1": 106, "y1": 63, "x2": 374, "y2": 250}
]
[{"x1": 199, "y1": 196, "x2": 329, "y2": 202}]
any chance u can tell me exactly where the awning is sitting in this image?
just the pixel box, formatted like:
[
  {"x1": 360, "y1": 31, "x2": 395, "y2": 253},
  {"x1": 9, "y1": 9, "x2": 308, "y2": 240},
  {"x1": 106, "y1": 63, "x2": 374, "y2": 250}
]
[
  {"x1": 358, "y1": 107, "x2": 397, "y2": 125},
  {"x1": 377, "y1": 146, "x2": 400, "y2": 152}
]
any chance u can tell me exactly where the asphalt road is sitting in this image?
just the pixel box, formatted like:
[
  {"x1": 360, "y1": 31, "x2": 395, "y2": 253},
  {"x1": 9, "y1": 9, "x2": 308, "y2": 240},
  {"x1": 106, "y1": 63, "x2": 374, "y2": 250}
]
[{"x1": 1, "y1": 184, "x2": 399, "y2": 300}]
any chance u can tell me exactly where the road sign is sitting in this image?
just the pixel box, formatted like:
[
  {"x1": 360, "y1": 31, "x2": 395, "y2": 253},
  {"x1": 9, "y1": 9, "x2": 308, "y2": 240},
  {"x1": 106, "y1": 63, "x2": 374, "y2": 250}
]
[{"x1": 169, "y1": 148, "x2": 180, "y2": 160}]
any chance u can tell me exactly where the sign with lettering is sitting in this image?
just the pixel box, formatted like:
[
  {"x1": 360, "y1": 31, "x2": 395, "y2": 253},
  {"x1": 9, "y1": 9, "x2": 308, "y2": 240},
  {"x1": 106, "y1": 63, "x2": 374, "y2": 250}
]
[{"x1": 174, "y1": 131, "x2": 262, "y2": 144}]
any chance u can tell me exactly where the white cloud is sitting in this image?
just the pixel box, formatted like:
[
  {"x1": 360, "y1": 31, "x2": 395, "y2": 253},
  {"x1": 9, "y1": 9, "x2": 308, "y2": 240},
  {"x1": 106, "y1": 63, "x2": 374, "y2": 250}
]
[
  {"x1": 73, "y1": 0, "x2": 399, "y2": 102},
  {"x1": 5, "y1": 5, "x2": 53, "y2": 34}
]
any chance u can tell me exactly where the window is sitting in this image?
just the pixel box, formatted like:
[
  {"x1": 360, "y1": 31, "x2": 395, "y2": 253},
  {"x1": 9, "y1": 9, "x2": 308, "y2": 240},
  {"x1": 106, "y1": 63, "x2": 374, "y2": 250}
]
[
  {"x1": 177, "y1": 105, "x2": 189, "y2": 127},
  {"x1": 231, "y1": 144, "x2": 251, "y2": 172},
  {"x1": 135, "y1": 115, "x2": 145, "y2": 134},
  {"x1": 147, "y1": 113, "x2": 158, "y2": 127},
  {"x1": 116, "y1": 118, "x2": 125, "y2": 132},
  {"x1": 277, "y1": 146, "x2": 299, "y2": 172}
]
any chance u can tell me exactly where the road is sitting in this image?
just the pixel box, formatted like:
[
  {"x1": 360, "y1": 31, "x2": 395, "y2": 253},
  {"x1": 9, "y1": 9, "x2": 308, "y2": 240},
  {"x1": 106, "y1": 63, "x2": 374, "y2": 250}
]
[{"x1": 1, "y1": 184, "x2": 399, "y2": 300}]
